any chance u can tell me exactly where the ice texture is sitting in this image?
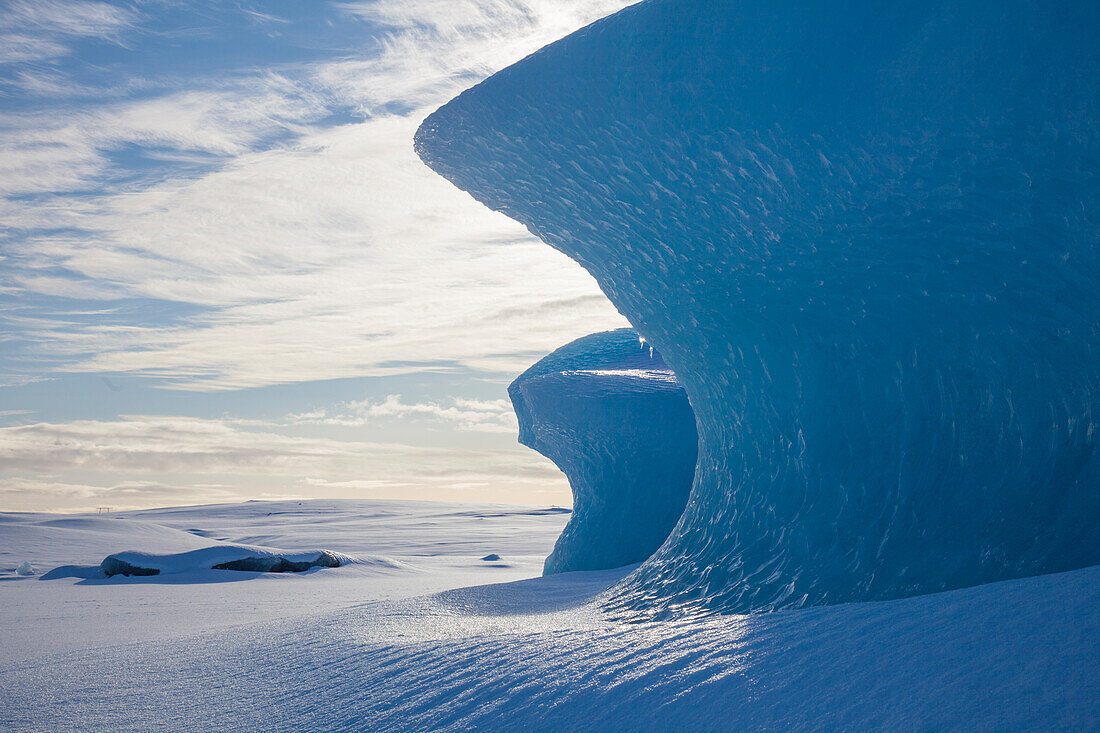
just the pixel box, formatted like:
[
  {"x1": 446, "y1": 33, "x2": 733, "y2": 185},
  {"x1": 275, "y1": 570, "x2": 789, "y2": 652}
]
[
  {"x1": 417, "y1": 0, "x2": 1100, "y2": 614},
  {"x1": 509, "y1": 329, "x2": 696, "y2": 574}
]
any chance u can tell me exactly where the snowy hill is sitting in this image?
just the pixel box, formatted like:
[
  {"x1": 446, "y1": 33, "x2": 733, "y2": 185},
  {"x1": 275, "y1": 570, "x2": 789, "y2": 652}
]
[{"x1": 0, "y1": 499, "x2": 568, "y2": 663}]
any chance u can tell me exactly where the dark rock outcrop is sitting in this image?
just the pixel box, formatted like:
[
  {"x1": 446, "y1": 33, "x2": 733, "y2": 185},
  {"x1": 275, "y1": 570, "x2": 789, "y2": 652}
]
[
  {"x1": 212, "y1": 551, "x2": 342, "y2": 573},
  {"x1": 101, "y1": 556, "x2": 160, "y2": 577}
]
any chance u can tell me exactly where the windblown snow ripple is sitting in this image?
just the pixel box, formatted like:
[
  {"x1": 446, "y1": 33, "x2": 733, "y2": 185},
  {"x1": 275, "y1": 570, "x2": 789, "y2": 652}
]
[
  {"x1": 510, "y1": 329, "x2": 696, "y2": 575},
  {"x1": 416, "y1": 0, "x2": 1100, "y2": 615}
]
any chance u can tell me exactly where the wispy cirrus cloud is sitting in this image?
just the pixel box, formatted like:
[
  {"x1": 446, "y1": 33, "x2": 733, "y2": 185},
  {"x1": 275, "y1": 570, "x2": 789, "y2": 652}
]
[
  {"x1": 2, "y1": 0, "x2": 632, "y2": 391},
  {"x1": 0, "y1": 0, "x2": 136, "y2": 64},
  {"x1": 323, "y1": 0, "x2": 631, "y2": 113},
  {"x1": 0, "y1": 35, "x2": 71, "y2": 65},
  {"x1": 4, "y1": 116, "x2": 621, "y2": 387},
  {"x1": 0, "y1": 74, "x2": 331, "y2": 196},
  {"x1": 0, "y1": 0, "x2": 136, "y2": 40}
]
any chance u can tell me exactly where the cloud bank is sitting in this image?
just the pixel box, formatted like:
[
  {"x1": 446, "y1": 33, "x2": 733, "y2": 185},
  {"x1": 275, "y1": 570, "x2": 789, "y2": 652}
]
[{"x1": 0, "y1": 415, "x2": 565, "y2": 512}]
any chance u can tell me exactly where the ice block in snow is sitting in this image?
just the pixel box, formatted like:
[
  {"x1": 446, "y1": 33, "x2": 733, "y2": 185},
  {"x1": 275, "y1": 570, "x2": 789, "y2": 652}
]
[{"x1": 510, "y1": 329, "x2": 696, "y2": 574}]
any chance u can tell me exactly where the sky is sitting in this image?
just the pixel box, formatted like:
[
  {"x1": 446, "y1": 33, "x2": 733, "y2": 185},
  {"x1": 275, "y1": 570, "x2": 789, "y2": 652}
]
[{"x1": 0, "y1": 0, "x2": 633, "y2": 512}]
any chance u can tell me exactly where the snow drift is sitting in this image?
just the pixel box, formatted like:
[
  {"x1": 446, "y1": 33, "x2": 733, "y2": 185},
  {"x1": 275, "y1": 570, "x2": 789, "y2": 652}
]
[
  {"x1": 509, "y1": 329, "x2": 696, "y2": 574},
  {"x1": 417, "y1": 0, "x2": 1100, "y2": 614},
  {"x1": 101, "y1": 546, "x2": 347, "y2": 577}
]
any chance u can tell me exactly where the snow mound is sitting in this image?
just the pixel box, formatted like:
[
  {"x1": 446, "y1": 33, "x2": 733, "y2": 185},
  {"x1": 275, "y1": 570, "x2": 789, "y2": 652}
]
[
  {"x1": 101, "y1": 546, "x2": 349, "y2": 577},
  {"x1": 510, "y1": 329, "x2": 695, "y2": 574},
  {"x1": 417, "y1": 0, "x2": 1100, "y2": 614},
  {"x1": 0, "y1": 513, "x2": 217, "y2": 572}
]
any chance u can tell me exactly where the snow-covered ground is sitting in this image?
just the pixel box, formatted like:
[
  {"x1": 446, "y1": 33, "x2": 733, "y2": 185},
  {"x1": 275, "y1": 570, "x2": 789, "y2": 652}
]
[
  {"x1": 0, "y1": 500, "x2": 568, "y2": 663},
  {"x1": 1, "y1": 499, "x2": 1096, "y2": 731}
]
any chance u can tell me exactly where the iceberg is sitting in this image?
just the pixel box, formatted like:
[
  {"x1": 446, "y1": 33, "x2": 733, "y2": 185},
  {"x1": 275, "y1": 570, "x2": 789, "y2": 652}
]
[
  {"x1": 509, "y1": 329, "x2": 696, "y2": 574},
  {"x1": 418, "y1": 0, "x2": 1100, "y2": 614}
]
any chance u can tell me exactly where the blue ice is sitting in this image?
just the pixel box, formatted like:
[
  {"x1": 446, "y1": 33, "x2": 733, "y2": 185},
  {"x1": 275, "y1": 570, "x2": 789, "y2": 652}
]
[
  {"x1": 510, "y1": 329, "x2": 696, "y2": 575},
  {"x1": 418, "y1": 0, "x2": 1100, "y2": 614}
]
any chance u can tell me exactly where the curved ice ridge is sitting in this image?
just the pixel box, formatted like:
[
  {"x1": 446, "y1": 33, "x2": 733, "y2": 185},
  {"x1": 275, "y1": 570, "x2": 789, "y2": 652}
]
[
  {"x1": 510, "y1": 329, "x2": 696, "y2": 574},
  {"x1": 417, "y1": 0, "x2": 1100, "y2": 614}
]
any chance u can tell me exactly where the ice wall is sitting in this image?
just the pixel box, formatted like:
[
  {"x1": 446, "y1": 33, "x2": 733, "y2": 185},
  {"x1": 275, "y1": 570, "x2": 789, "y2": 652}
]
[
  {"x1": 417, "y1": 0, "x2": 1100, "y2": 614},
  {"x1": 510, "y1": 329, "x2": 696, "y2": 574}
]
